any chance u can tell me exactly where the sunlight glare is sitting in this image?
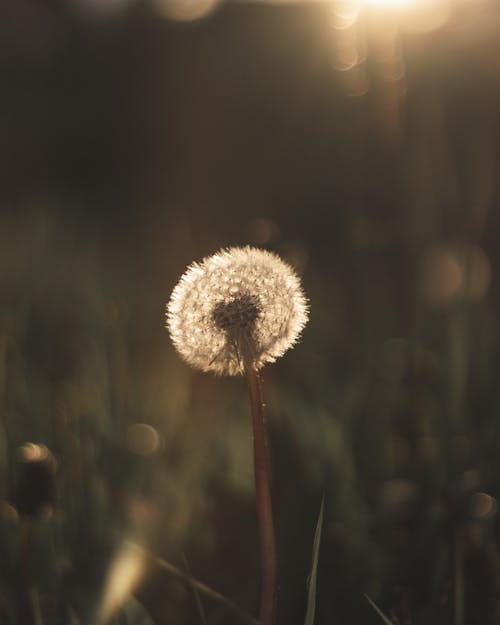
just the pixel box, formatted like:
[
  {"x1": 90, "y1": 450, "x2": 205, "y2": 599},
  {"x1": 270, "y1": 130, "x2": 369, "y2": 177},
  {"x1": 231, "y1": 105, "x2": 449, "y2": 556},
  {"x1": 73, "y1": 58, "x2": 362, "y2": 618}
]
[
  {"x1": 332, "y1": 0, "x2": 452, "y2": 32},
  {"x1": 364, "y1": 0, "x2": 413, "y2": 7},
  {"x1": 331, "y1": 0, "x2": 361, "y2": 29}
]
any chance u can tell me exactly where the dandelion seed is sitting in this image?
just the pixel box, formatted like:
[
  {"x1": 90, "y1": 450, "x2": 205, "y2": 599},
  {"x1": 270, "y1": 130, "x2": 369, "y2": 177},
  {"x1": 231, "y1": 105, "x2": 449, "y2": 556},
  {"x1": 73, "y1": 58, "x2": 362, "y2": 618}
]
[{"x1": 166, "y1": 246, "x2": 308, "y2": 376}]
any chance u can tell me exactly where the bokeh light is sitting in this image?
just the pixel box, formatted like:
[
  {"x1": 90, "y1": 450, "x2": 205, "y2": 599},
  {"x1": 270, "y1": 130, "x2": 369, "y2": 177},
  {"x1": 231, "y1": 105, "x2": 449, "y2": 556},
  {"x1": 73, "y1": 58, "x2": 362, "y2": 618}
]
[
  {"x1": 420, "y1": 247, "x2": 464, "y2": 306},
  {"x1": 420, "y1": 245, "x2": 491, "y2": 306},
  {"x1": 331, "y1": 0, "x2": 361, "y2": 29},
  {"x1": 19, "y1": 443, "x2": 51, "y2": 463},
  {"x1": 463, "y1": 245, "x2": 491, "y2": 300},
  {"x1": 126, "y1": 423, "x2": 160, "y2": 456},
  {"x1": 470, "y1": 492, "x2": 497, "y2": 520},
  {"x1": 248, "y1": 218, "x2": 281, "y2": 246},
  {"x1": 0, "y1": 501, "x2": 19, "y2": 523}
]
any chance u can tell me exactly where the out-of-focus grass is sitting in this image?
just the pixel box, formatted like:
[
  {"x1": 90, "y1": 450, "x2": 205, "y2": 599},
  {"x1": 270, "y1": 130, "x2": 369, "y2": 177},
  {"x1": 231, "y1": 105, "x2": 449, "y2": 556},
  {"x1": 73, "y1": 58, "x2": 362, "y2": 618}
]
[
  {"x1": 304, "y1": 497, "x2": 324, "y2": 625},
  {"x1": 364, "y1": 594, "x2": 396, "y2": 625},
  {"x1": 1, "y1": 187, "x2": 498, "y2": 625}
]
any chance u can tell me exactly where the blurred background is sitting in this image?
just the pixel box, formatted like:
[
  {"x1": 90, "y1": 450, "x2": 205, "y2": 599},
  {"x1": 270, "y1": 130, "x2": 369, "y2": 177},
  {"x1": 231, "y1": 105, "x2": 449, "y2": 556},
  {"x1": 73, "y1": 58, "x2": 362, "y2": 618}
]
[{"x1": 1, "y1": 0, "x2": 500, "y2": 623}]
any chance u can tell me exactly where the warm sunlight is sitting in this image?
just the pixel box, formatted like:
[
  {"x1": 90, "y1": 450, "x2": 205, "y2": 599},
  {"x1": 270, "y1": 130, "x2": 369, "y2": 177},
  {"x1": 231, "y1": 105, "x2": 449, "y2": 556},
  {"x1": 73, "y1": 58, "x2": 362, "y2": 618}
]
[
  {"x1": 363, "y1": 0, "x2": 414, "y2": 7},
  {"x1": 96, "y1": 542, "x2": 146, "y2": 625},
  {"x1": 331, "y1": 0, "x2": 454, "y2": 17}
]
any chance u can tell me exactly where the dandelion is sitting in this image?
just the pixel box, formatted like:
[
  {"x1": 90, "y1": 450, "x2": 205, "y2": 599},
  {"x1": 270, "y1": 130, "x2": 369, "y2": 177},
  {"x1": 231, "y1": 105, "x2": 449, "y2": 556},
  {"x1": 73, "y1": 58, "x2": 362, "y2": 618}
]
[
  {"x1": 166, "y1": 246, "x2": 308, "y2": 376},
  {"x1": 166, "y1": 246, "x2": 309, "y2": 625}
]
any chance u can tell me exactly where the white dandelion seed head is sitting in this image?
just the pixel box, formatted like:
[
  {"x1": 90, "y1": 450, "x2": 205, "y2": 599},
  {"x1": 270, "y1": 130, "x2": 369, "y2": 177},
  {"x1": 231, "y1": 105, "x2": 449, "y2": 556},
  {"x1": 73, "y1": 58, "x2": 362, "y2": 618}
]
[{"x1": 166, "y1": 246, "x2": 309, "y2": 376}]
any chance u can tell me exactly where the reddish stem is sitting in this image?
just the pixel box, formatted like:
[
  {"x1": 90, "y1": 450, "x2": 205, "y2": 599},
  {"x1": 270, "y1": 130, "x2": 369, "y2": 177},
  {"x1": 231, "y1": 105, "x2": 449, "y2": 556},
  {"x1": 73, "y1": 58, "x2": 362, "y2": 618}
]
[{"x1": 246, "y1": 365, "x2": 277, "y2": 625}]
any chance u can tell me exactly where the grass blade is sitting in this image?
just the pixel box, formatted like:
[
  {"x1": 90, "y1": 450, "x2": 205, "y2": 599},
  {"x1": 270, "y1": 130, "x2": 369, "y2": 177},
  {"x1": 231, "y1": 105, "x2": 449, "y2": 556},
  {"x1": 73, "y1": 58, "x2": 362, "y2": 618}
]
[
  {"x1": 182, "y1": 552, "x2": 208, "y2": 625},
  {"x1": 304, "y1": 495, "x2": 324, "y2": 625},
  {"x1": 147, "y1": 547, "x2": 258, "y2": 625},
  {"x1": 364, "y1": 594, "x2": 396, "y2": 625}
]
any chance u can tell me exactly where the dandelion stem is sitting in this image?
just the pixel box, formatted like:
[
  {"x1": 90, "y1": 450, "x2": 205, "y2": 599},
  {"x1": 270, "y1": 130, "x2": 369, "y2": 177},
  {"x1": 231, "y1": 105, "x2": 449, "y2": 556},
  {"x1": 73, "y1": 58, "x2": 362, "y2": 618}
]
[{"x1": 246, "y1": 364, "x2": 277, "y2": 625}]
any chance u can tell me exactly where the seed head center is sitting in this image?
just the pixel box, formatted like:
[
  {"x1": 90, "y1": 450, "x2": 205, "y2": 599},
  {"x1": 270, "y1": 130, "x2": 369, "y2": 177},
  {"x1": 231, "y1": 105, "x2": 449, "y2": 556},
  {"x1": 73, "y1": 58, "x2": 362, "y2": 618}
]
[{"x1": 212, "y1": 294, "x2": 261, "y2": 332}]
